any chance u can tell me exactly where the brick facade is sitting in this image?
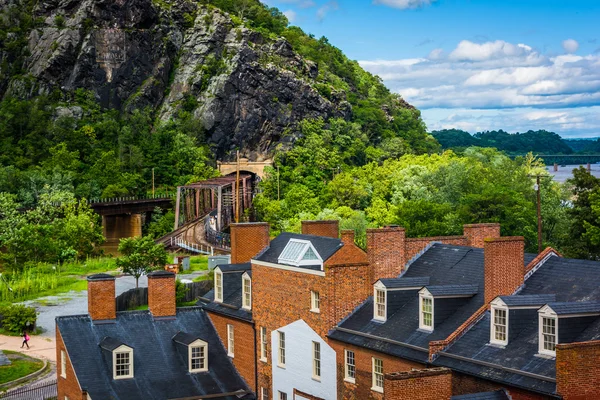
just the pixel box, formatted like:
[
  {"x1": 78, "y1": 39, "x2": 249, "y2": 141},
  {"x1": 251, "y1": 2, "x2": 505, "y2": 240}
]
[
  {"x1": 56, "y1": 328, "x2": 87, "y2": 400},
  {"x1": 206, "y1": 311, "x2": 256, "y2": 392},
  {"x1": 556, "y1": 340, "x2": 600, "y2": 400},
  {"x1": 463, "y1": 223, "x2": 501, "y2": 248},
  {"x1": 230, "y1": 222, "x2": 270, "y2": 264},
  {"x1": 87, "y1": 274, "x2": 116, "y2": 321},
  {"x1": 367, "y1": 226, "x2": 406, "y2": 279},
  {"x1": 384, "y1": 368, "x2": 452, "y2": 400},
  {"x1": 451, "y1": 372, "x2": 555, "y2": 400},
  {"x1": 483, "y1": 236, "x2": 525, "y2": 303},
  {"x1": 147, "y1": 271, "x2": 176, "y2": 317},
  {"x1": 301, "y1": 220, "x2": 339, "y2": 238}
]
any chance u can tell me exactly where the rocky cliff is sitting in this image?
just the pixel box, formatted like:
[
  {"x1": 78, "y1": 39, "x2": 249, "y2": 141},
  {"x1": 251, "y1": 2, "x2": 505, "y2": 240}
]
[{"x1": 2, "y1": 0, "x2": 361, "y2": 160}]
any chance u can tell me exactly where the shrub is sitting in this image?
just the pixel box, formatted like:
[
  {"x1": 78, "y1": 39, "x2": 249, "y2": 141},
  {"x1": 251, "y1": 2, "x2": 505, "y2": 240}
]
[
  {"x1": 175, "y1": 279, "x2": 189, "y2": 305},
  {"x1": 54, "y1": 14, "x2": 65, "y2": 29},
  {"x1": 0, "y1": 304, "x2": 37, "y2": 334}
]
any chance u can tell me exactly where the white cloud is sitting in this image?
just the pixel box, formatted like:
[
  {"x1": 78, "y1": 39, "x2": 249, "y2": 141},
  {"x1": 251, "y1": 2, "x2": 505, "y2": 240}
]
[
  {"x1": 358, "y1": 39, "x2": 600, "y2": 135},
  {"x1": 373, "y1": 0, "x2": 435, "y2": 9},
  {"x1": 283, "y1": 9, "x2": 297, "y2": 23},
  {"x1": 316, "y1": 1, "x2": 338, "y2": 20},
  {"x1": 562, "y1": 39, "x2": 579, "y2": 54},
  {"x1": 269, "y1": 0, "x2": 316, "y2": 8}
]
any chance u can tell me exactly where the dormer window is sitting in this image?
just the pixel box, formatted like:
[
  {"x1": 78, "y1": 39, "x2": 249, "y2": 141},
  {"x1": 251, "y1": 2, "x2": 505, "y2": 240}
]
[
  {"x1": 189, "y1": 340, "x2": 208, "y2": 372},
  {"x1": 538, "y1": 305, "x2": 558, "y2": 356},
  {"x1": 373, "y1": 282, "x2": 386, "y2": 322},
  {"x1": 214, "y1": 268, "x2": 223, "y2": 303},
  {"x1": 419, "y1": 292, "x2": 434, "y2": 332},
  {"x1": 490, "y1": 301, "x2": 508, "y2": 346},
  {"x1": 278, "y1": 239, "x2": 323, "y2": 268},
  {"x1": 113, "y1": 345, "x2": 133, "y2": 379},
  {"x1": 242, "y1": 272, "x2": 251, "y2": 310}
]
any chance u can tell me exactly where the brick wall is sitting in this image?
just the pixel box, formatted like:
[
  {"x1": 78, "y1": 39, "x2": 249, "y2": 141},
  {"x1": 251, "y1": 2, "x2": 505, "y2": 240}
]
[
  {"x1": 301, "y1": 220, "x2": 339, "y2": 238},
  {"x1": 56, "y1": 328, "x2": 86, "y2": 400},
  {"x1": 483, "y1": 236, "x2": 525, "y2": 303},
  {"x1": 383, "y1": 368, "x2": 452, "y2": 400},
  {"x1": 451, "y1": 372, "x2": 554, "y2": 400},
  {"x1": 147, "y1": 271, "x2": 176, "y2": 317},
  {"x1": 367, "y1": 227, "x2": 406, "y2": 280},
  {"x1": 230, "y1": 223, "x2": 270, "y2": 264},
  {"x1": 87, "y1": 274, "x2": 116, "y2": 321},
  {"x1": 463, "y1": 223, "x2": 501, "y2": 248},
  {"x1": 205, "y1": 311, "x2": 256, "y2": 392},
  {"x1": 556, "y1": 340, "x2": 600, "y2": 400},
  {"x1": 405, "y1": 236, "x2": 469, "y2": 263},
  {"x1": 328, "y1": 340, "x2": 424, "y2": 400}
]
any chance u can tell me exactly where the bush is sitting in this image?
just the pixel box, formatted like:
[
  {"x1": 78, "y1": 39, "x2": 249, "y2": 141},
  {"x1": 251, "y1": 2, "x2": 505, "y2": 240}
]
[
  {"x1": 175, "y1": 279, "x2": 189, "y2": 305},
  {"x1": 0, "y1": 304, "x2": 37, "y2": 334}
]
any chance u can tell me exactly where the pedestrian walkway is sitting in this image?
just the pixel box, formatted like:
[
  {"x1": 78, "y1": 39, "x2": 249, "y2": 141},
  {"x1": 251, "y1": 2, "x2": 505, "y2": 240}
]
[{"x1": 0, "y1": 335, "x2": 55, "y2": 362}]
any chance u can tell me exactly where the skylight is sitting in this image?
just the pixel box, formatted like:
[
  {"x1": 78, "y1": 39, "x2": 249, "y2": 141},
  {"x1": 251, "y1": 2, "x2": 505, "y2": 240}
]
[{"x1": 278, "y1": 239, "x2": 323, "y2": 268}]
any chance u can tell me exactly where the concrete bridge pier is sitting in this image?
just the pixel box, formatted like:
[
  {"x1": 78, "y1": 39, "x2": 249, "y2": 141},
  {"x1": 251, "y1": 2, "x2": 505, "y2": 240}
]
[{"x1": 102, "y1": 214, "x2": 143, "y2": 247}]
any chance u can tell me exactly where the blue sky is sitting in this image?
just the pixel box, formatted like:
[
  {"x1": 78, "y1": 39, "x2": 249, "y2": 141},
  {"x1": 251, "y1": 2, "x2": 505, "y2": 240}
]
[{"x1": 263, "y1": 0, "x2": 600, "y2": 137}]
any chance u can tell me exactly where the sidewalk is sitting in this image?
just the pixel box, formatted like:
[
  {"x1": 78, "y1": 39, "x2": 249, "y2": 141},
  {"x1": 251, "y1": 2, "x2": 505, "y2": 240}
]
[{"x1": 0, "y1": 335, "x2": 56, "y2": 362}]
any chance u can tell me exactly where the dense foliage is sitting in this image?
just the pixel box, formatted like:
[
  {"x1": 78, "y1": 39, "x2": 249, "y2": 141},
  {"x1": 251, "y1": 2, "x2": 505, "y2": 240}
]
[
  {"x1": 432, "y1": 129, "x2": 574, "y2": 154},
  {"x1": 0, "y1": 304, "x2": 37, "y2": 334},
  {"x1": 116, "y1": 235, "x2": 169, "y2": 288}
]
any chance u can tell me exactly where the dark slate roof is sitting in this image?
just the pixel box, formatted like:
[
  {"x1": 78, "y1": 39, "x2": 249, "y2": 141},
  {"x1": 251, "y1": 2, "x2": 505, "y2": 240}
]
[
  {"x1": 201, "y1": 263, "x2": 252, "y2": 322},
  {"x1": 499, "y1": 294, "x2": 556, "y2": 307},
  {"x1": 379, "y1": 277, "x2": 430, "y2": 288},
  {"x1": 425, "y1": 284, "x2": 479, "y2": 297},
  {"x1": 547, "y1": 301, "x2": 600, "y2": 315},
  {"x1": 435, "y1": 255, "x2": 600, "y2": 396},
  {"x1": 56, "y1": 308, "x2": 254, "y2": 400},
  {"x1": 172, "y1": 331, "x2": 203, "y2": 346},
  {"x1": 99, "y1": 336, "x2": 127, "y2": 351},
  {"x1": 452, "y1": 390, "x2": 510, "y2": 400},
  {"x1": 329, "y1": 244, "x2": 498, "y2": 363},
  {"x1": 215, "y1": 263, "x2": 251, "y2": 272},
  {"x1": 253, "y1": 232, "x2": 342, "y2": 269}
]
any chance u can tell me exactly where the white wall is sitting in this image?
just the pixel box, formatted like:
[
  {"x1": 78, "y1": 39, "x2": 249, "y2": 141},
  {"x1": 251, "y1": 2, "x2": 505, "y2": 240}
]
[{"x1": 271, "y1": 319, "x2": 337, "y2": 400}]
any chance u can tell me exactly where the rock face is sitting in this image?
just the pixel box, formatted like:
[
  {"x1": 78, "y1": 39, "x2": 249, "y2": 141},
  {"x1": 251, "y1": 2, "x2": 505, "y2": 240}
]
[{"x1": 3, "y1": 0, "x2": 351, "y2": 160}]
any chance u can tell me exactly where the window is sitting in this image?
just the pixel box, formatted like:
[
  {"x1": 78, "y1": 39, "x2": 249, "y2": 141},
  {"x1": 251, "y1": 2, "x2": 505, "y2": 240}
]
[
  {"x1": 345, "y1": 349, "x2": 356, "y2": 383},
  {"x1": 278, "y1": 239, "x2": 323, "y2": 267},
  {"x1": 278, "y1": 391, "x2": 287, "y2": 400},
  {"x1": 372, "y1": 357, "x2": 384, "y2": 393},
  {"x1": 260, "y1": 326, "x2": 268, "y2": 362},
  {"x1": 227, "y1": 324, "x2": 235, "y2": 357},
  {"x1": 311, "y1": 290, "x2": 320, "y2": 313},
  {"x1": 541, "y1": 316, "x2": 557, "y2": 355},
  {"x1": 214, "y1": 268, "x2": 223, "y2": 302},
  {"x1": 60, "y1": 350, "x2": 66, "y2": 378},
  {"x1": 491, "y1": 307, "x2": 508, "y2": 345},
  {"x1": 189, "y1": 342, "x2": 208, "y2": 372},
  {"x1": 261, "y1": 388, "x2": 268, "y2": 400},
  {"x1": 419, "y1": 294, "x2": 434, "y2": 331},
  {"x1": 242, "y1": 274, "x2": 251, "y2": 310},
  {"x1": 278, "y1": 331, "x2": 286, "y2": 367},
  {"x1": 374, "y1": 286, "x2": 386, "y2": 321},
  {"x1": 113, "y1": 348, "x2": 133, "y2": 379},
  {"x1": 312, "y1": 341, "x2": 321, "y2": 379}
]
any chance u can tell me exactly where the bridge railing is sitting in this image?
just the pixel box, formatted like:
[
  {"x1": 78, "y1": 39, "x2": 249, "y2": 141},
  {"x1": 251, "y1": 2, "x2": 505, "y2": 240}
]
[
  {"x1": 205, "y1": 213, "x2": 231, "y2": 249},
  {"x1": 170, "y1": 236, "x2": 215, "y2": 255},
  {"x1": 89, "y1": 193, "x2": 175, "y2": 204}
]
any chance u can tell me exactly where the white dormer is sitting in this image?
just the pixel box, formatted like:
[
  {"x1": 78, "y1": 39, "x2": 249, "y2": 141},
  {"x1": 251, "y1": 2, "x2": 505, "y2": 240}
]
[
  {"x1": 112, "y1": 345, "x2": 134, "y2": 380},
  {"x1": 278, "y1": 239, "x2": 323, "y2": 269},
  {"x1": 418, "y1": 288, "x2": 434, "y2": 332},
  {"x1": 538, "y1": 305, "x2": 557, "y2": 357},
  {"x1": 214, "y1": 267, "x2": 223, "y2": 303},
  {"x1": 373, "y1": 281, "x2": 387, "y2": 322},
  {"x1": 189, "y1": 339, "x2": 208, "y2": 373},
  {"x1": 490, "y1": 298, "x2": 509, "y2": 346},
  {"x1": 242, "y1": 272, "x2": 251, "y2": 310}
]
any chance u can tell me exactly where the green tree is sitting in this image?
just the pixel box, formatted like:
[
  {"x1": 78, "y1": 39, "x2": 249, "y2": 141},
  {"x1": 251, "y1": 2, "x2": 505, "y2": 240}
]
[{"x1": 116, "y1": 236, "x2": 168, "y2": 288}]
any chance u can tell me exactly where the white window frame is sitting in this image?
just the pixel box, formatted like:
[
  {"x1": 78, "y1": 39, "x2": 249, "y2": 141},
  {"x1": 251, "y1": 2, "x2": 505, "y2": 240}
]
[
  {"x1": 60, "y1": 350, "x2": 66, "y2": 378},
  {"x1": 538, "y1": 306, "x2": 557, "y2": 356},
  {"x1": 490, "y1": 299, "x2": 509, "y2": 346},
  {"x1": 188, "y1": 339, "x2": 208, "y2": 373},
  {"x1": 242, "y1": 272, "x2": 251, "y2": 310},
  {"x1": 373, "y1": 282, "x2": 387, "y2": 322},
  {"x1": 312, "y1": 341, "x2": 321, "y2": 380},
  {"x1": 310, "y1": 290, "x2": 320, "y2": 313},
  {"x1": 278, "y1": 391, "x2": 287, "y2": 400},
  {"x1": 278, "y1": 331, "x2": 286, "y2": 367},
  {"x1": 344, "y1": 349, "x2": 356, "y2": 383},
  {"x1": 260, "y1": 326, "x2": 267, "y2": 362},
  {"x1": 371, "y1": 357, "x2": 384, "y2": 393},
  {"x1": 113, "y1": 345, "x2": 134, "y2": 380},
  {"x1": 278, "y1": 239, "x2": 323, "y2": 268},
  {"x1": 261, "y1": 387, "x2": 268, "y2": 400},
  {"x1": 419, "y1": 289, "x2": 434, "y2": 332},
  {"x1": 214, "y1": 267, "x2": 223, "y2": 303},
  {"x1": 227, "y1": 324, "x2": 235, "y2": 357}
]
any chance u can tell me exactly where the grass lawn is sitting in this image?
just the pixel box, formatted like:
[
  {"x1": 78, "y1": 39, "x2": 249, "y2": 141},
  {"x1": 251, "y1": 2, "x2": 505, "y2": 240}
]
[
  {"x1": 168, "y1": 254, "x2": 209, "y2": 272},
  {"x1": 0, "y1": 351, "x2": 44, "y2": 384}
]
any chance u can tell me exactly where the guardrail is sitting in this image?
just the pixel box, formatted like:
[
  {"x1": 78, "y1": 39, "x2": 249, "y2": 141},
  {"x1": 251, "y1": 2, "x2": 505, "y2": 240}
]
[
  {"x1": 0, "y1": 379, "x2": 57, "y2": 399},
  {"x1": 170, "y1": 237, "x2": 215, "y2": 255},
  {"x1": 90, "y1": 194, "x2": 174, "y2": 204}
]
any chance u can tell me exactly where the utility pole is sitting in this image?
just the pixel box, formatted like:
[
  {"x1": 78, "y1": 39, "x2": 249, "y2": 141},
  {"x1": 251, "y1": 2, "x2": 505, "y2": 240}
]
[
  {"x1": 235, "y1": 150, "x2": 240, "y2": 223},
  {"x1": 529, "y1": 174, "x2": 550, "y2": 254},
  {"x1": 152, "y1": 168, "x2": 155, "y2": 197}
]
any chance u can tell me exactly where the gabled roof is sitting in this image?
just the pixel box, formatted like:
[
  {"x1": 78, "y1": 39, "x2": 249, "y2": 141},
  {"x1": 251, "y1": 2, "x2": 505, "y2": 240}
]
[
  {"x1": 172, "y1": 331, "x2": 204, "y2": 346},
  {"x1": 99, "y1": 336, "x2": 129, "y2": 352},
  {"x1": 378, "y1": 277, "x2": 430, "y2": 289},
  {"x1": 497, "y1": 294, "x2": 556, "y2": 307},
  {"x1": 452, "y1": 390, "x2": 510, "y2": 400},
  {"x1": 544, "y1": 301, "x2": 600, "y2": 315},
  {"x1": 423, "y1": 285, "x2": 479, "y2": 297},
  {"x1": 56, "y1": 308, "x2": 254, "y2": 400},
  {"x1": 201, "y1": 263, "x2": 252, "y2": 321},
  {"x1": 215, "y1": 263, "x2": 251, "y2": 273}
]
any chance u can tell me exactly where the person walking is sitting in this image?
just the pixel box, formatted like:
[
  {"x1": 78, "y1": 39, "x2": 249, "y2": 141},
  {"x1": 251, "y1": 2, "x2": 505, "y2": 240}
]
[{"x1": 21, "y1": 331, "x2": 30, "y2": 349}]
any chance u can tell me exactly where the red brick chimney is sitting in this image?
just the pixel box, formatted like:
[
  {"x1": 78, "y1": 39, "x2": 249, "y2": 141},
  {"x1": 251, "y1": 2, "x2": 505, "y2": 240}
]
[
  {"x1": 340, "y1": 229, "x2": 355, "y2": 245},
  {"x1": 87, "y1": 274, "x2": 116, "y2": 321},
  {"x1": 484, "y1": 236, "x2": 525, "y2": 303},
  {"x1": 463, "y1": 223, "x2": 501, "y2": 248},
  {"x1": 230, "y1": 222, "x2": 270, "y2": 264},
  {"x1": 301, "y1": 220, "x2": 339, "y2": 238},
  {"x1": 148, "y1": 271, "x2": 176, "y2": 318},
  {"x1": 367, "y1": 226, "x2": 406, "y2": 280}
]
